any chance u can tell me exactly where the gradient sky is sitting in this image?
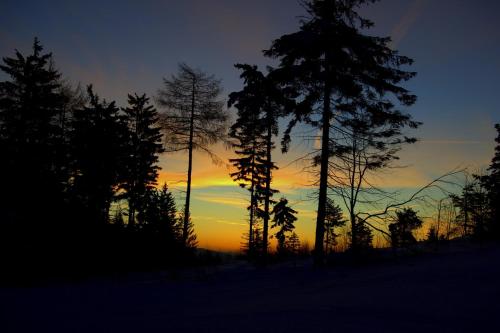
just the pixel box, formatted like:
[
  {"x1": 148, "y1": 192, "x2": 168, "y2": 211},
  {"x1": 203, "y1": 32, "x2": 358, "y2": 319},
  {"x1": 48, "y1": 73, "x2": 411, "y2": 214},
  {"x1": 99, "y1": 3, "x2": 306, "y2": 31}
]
[{"x1": 1, "y1": 0, "x2": 500, "y2": 251}]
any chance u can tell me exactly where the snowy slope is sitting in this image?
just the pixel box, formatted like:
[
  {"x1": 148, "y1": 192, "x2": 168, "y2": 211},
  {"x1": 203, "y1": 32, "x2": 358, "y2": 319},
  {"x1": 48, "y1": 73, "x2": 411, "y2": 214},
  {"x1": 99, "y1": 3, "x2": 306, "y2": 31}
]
[{"x1": 2, "y1": 245, "x2": 499, "y2": 332}]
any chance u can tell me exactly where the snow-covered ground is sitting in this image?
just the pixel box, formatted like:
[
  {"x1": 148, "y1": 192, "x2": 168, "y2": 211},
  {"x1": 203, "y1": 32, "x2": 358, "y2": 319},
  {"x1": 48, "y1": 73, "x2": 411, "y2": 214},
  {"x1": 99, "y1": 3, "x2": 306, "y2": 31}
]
[{"x1": 2, "y1": 244, "x2": 500, "y2": 332}]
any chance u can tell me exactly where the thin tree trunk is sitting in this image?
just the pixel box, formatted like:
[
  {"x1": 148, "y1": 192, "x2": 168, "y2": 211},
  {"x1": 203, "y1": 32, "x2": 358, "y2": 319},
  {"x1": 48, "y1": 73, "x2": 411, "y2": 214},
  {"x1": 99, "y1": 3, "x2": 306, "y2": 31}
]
[
  {"x1": 129, "y1": 114, "x2": 139, "y2": 229},
  {"x1": 314, "y1": 79, "x2": 332, "y2": 266},
  {"x1": 183, "y1": 77, "x2": 196, "y2": 246},
  {"x1": 128, "y1": 202, "x2": 135, "y2": 227},
  {"x1": 325, "y1": 227, "x2": 330, "y2": 256},
  {"x1": 248, "y1": 157, "x2": 256, "y2": 256},
  {"x1": 263, "y1": 111, "x2": 273, "y2": 258},
  {"x1": 436, "y1": 199, "x2": 442, "y2": 239},
  {"x1": 462, "y1": 189, "x2": 469, "y2": 237},
  {"x1": 350, "y1": 139, "x2": 357, "y2": 252}
]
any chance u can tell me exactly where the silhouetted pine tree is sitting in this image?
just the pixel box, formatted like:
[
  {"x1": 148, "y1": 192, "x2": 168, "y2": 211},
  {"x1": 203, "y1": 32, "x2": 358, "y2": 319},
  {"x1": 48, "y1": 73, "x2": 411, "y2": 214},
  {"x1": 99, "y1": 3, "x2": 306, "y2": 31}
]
[
  {"x1": 228, "y1": 64, "x2": 283, "y2": 257},
  {"x1": 0, "y1": 39, "x2": 75, "y2": 275},
  {"x1": 286, "y1": 232, "x2": 301, "y2": 255},
  {"x1": 55, "y1": 83, "x2": 86, "y2": 197},
  {"x1": 481, "y1": 124, "x2": 500, "y2": 239},
  {"x1": 451, "y1": 176, "x2": 490, "y2": 240},
  {"x1": 69, "y1": 86, "x2": 129, "y2": 227},
  {"x1": 324, "y1": 198, "x2": 346, "y2": 255},
  {"x1": 389, "y1": 208, "x2": 423, "y2": 248},
  {"x1": 0, "y1": 38, "x2": 67, "y2": 229},
  {"x1": 253, "y1": 226, "x2": 264, "y2": 255},
  {"x1": 489, "y1": 125, "x2": 500, "y2": 238},
  {"x1": 347, "y1": 218, "x2": 373, "y2": 251},
  {"x1": 141, "y1": 184, "x2": 181, "y2": 245},
  {"x1": 229, "y1": 114, "x2": 265, "y2": 256},
  {"x1": 157, "y1": 184, "x2": 181, "y2": 240},
  {"x1": 271, "y1": 198, "x2": 298, "y2": 255},
  {"x1": 178, "y1": 209, "x2": 198, "y2": 250},
  {"x1": 121, "y1": 93, "x2": 164, "y2": 228},
  {"x1": 265, "y1": 0, "x2": 417, "y2": 265},
  {"x1": 157, "y1": 63, "x2": 228, "y2": 247},
  {"x1": 426, "y1": 226, "x2": 438, "y2": 243}
]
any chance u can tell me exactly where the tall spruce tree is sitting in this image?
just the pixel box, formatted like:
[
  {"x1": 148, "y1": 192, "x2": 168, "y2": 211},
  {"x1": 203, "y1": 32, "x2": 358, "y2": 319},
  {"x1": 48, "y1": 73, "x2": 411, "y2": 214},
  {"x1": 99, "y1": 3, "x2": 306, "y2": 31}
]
[
  {"x1": 156, "y1": 184, "x2": 181, "y2": 241},
  {"x1": 121, "y1": 93, "x2": 164, "y2": 228},
  {"x1": 69, "y1": 86, "x2": 129, "y2": 226},
  {"x1": 264, "y1": 0, "x2": 417, "y2": 264},
  {"x1": 228, "y1": 64, "x2": 282, "y2": 257},
  {"x1": 228, "y1": 85, "x2": 266, "y2": 255},
  {"x1": 0, "y1": 38, "x2": 67, "y2": 230},
  {"x1": 157, "y1": 63, "x2": 228, "y2": 246}
]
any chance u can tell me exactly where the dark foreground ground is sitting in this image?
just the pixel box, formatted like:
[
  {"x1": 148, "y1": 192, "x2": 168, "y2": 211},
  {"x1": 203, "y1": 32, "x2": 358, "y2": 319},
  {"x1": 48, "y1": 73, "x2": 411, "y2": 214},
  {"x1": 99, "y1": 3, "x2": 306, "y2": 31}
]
[{"x1": 1, "y1": 244, "x2": 499, "y2": 333}]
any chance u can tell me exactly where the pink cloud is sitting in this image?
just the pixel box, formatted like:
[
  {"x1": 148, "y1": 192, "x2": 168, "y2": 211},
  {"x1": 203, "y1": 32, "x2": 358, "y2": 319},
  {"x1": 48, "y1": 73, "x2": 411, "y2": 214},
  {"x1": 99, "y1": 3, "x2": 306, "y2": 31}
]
[{"x1": 391, "y1": 0, "x2": 428, "y2": 47}]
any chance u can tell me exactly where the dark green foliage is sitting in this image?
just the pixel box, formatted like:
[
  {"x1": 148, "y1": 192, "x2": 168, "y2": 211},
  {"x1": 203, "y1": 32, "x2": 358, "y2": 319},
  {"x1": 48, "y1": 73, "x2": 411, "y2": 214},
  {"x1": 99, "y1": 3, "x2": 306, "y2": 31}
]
[
  {"x1": 121, "y1": 93, "x2": 164, "y2": 227},
  {"x1": 324, "y1": 198, "x2": 346, "y2": 254},
  {"x1": 389, "y1": 208, "x2": 423, "y2": 248},
  {"x1": 264, "y1": 0, "x2": 418, "y2": 263},
  {"x1": 271, "y1": 198, "x2": 298, "y2": 255}
]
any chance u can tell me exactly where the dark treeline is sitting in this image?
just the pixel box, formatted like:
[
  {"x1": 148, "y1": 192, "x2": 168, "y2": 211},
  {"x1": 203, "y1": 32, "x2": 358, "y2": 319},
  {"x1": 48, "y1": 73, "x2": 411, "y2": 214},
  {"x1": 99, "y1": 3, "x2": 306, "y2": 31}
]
[
  {"x1": 436, "y1": 129, "x2": 500, "y2": 243},
  {"x1": 1, "y1": 0, "x2": 500, "y2": 280},
  {"x1": 0, "y1": 39, "x2": 200, "y2": 281}
]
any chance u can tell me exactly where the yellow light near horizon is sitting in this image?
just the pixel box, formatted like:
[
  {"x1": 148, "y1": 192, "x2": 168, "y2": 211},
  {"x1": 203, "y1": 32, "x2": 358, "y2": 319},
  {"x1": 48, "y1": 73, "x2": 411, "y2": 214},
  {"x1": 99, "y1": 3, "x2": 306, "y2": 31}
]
[{"x1": 153, "y1": 137, "x2": 475, "y2": 252}]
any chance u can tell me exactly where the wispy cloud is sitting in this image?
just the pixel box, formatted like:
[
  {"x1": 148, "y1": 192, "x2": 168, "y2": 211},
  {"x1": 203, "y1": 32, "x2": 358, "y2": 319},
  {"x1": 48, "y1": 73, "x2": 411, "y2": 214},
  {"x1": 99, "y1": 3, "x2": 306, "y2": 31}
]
[
  {"x1": 196, "y1": 193, "x2": 247, "y2": 208},
  {"x1": 419, "y1": 139, "x2": 487, "y2": 145},
  {"x1": 158, "y1": 170, "x2": 234, "y2": 189},
  {"x1": 296, "y1": 209, "x2": 317, "y2": 220},
  {"x1": 191, "y1": 215, "x2": 247, "y2": 227},
  {"x1": 391, "y1": 0, "x2": 428, "y2": 47}
]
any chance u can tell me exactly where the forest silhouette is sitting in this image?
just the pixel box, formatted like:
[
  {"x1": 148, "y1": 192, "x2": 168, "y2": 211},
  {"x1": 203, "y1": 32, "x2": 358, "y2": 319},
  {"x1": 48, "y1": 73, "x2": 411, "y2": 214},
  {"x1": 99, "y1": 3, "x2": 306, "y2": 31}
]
[{"x1": 0, "y1": 0, "x2": 499, "y2": 285}]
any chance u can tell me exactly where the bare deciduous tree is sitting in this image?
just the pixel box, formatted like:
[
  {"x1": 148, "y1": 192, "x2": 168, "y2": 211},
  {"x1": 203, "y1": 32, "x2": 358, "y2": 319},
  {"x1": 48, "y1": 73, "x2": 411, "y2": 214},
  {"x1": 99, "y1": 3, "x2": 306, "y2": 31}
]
[{"x1": 157, "y1": 63, "x2": 229, "y2": 246}]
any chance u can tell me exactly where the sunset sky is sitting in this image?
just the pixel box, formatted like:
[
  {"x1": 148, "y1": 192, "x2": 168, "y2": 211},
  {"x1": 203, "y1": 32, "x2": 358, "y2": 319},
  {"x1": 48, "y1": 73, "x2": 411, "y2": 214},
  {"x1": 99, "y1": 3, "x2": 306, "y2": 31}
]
[{"x1": 1, "y1": 0, "x2": 500, "y2": 251}]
